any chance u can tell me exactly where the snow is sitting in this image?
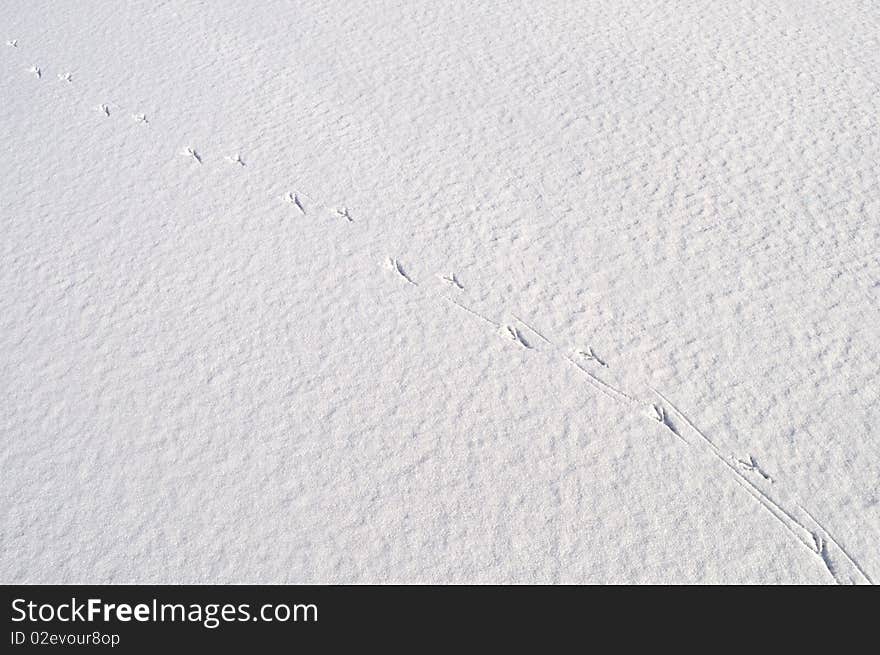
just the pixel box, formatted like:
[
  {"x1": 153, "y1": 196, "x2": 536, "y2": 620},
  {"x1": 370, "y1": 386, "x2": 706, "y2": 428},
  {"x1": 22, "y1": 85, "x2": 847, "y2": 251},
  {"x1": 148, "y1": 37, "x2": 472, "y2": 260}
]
[{"x1": 1, "y1": 1, "x2": 878, "y2": 584}]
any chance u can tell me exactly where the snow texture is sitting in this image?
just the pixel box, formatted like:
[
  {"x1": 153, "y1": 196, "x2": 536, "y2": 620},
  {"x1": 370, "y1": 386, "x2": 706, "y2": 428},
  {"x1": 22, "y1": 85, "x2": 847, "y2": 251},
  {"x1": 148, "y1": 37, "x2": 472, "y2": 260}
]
[{"x1": 1, "y1": 1, "x2": 878, "y2": 584}]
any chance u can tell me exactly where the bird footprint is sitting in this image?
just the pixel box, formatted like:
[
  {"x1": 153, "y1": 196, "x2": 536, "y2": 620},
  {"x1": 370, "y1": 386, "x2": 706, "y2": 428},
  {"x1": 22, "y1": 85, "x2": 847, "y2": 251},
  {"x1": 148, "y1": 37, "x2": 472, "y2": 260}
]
[
  {"x1": 386, "y1": 257, "x2": 417, "y2": 285},
  {"x1": 182, "y1": 147, "x2": 202, "y2": 164},
  {"x1": 283, "y1": 193, "x2": 306, "y2": 213},
  {"x1": 578, "y1": 346, "x2": 608, "y2": 368},
  {"x1": 736, "y1": 455, "x2": 774, "y2": 483},
  {"x1": 441, "y1": 273, "x2": 464, "y2": 289},
  {"x1": 503, "y1": 325, "x2": 531, "y2": 349},
  {"x1": 650, "y1": 403, "x2": 669, "y2": 425}
]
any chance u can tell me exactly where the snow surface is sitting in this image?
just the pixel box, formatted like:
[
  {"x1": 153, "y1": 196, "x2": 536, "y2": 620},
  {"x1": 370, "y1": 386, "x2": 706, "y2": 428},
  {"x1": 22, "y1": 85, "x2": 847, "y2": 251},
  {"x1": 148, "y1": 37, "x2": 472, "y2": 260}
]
[{"x1": 1, "y1": 1, "x2": 878, "y2": 584}]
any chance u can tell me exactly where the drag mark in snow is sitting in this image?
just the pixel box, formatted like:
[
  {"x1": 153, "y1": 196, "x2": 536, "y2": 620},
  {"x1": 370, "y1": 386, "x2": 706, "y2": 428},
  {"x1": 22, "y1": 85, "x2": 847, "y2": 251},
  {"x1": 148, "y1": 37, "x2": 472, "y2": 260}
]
[
  {"x1": 570, "y1": 358, "x2": 636, "y2": 404},
  {"x1": 563, "y1": 356, "x2": 636, "y2": 405},
  {"x1": 729, "y1": 475, "x2": 817, "y2": 552},
  {"x1": 652, "y1": 393, "x2": 806, "y2": 537},
  {"x1": 649, "y1": 386, "x2": 872, "y2": 584},
  {"x1": 441, "y1": 296, "x2": 499, "y2": 328}
]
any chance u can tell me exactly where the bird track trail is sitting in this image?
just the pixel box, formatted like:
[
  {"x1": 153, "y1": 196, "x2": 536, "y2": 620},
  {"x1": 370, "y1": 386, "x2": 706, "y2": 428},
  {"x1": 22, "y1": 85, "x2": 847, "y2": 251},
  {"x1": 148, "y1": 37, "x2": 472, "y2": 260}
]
[
  {"x1": 379, "y1": 256, "x2": 870, "y2": 583},
  {"x1": 9, "y1": 36, "x2": 873, "y2": 585}
]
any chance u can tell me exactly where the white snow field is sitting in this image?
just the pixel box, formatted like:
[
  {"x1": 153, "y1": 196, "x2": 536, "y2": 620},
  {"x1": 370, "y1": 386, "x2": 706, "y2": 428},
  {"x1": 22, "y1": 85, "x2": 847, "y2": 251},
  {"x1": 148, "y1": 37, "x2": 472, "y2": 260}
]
[{"x1": 1, "y1": 1, "x2": 878, "y2": 584}]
